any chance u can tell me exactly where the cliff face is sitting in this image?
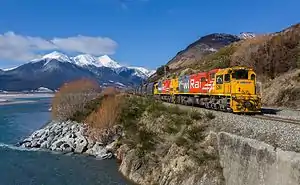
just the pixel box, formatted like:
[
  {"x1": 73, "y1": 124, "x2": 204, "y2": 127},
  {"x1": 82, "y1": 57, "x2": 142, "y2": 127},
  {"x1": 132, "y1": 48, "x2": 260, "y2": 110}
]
[
  {"x1": 114, "y1": 97, "x2": 225, "y2": 185},
  {"x1": 218, "y1": 132, "x2": 300, "y2": 185},
  {"x1": 117, "y1": 133, "x2": 224, "y2": 185},
  {"x1": 113, "y1": 97, "x2": 300, "y2": 185},
  {"x1": 117, "y1": 132, "x2": 300, "y2": 185}
]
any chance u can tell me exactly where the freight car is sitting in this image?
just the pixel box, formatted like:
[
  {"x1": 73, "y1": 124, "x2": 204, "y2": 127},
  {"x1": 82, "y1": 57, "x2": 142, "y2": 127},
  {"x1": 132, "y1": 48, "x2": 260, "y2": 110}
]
[{"x1": 134, "y1": 66, "x2": 261, "y2": 113}]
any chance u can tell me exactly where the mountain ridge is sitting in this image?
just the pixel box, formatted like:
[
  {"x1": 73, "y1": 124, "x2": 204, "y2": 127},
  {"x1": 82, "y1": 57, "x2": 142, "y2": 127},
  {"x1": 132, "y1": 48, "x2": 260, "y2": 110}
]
[{"x1": 0, "y1": 51, "x2": 155, "y2": 91}]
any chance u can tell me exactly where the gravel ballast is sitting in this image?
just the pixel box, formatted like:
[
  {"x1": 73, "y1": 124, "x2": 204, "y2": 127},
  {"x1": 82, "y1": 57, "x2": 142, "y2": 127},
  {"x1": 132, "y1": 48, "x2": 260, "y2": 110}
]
[{"x1": 164, "y1": 103, "x2": 300, "y2": 153}]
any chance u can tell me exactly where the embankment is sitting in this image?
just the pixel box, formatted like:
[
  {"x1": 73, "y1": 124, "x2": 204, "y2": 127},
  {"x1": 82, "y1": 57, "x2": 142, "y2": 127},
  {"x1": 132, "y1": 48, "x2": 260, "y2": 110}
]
[{"x1": 19, "y1": 95, "x2": 300, "y2": 185}]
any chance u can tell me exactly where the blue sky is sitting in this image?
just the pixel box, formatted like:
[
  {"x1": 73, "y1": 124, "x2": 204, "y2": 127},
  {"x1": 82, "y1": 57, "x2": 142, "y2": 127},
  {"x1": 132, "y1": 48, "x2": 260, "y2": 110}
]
[{"x1": 0, "y1": 0, "x2": 299, "y2": 70}]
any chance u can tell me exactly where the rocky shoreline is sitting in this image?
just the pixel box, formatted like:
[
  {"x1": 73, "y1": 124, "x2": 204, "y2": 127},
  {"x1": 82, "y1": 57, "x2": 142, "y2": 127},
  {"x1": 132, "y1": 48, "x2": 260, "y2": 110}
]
[{"x1": 18, "y1": 120, "x2": 117, "y2": 160}]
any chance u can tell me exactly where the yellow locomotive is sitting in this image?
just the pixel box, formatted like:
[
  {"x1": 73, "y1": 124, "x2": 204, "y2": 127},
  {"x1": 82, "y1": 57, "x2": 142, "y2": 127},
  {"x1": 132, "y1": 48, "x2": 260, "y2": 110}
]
[{"x1": 135, "y1": 66, "x2": 261, "y2": 114}]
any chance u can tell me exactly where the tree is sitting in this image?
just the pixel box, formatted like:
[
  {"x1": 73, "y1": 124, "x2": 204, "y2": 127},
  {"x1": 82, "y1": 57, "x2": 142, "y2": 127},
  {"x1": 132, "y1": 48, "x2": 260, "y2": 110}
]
[
  {"x1": 51, "y1": 78, "x2": 101, "y2": 121},
  {"x1": 156, "y1": 65, "x2": 170, "y2": 76}
]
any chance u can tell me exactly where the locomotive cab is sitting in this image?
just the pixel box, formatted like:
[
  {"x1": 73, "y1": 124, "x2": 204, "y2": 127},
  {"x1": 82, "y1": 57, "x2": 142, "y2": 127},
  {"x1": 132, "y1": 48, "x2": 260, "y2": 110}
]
[{"x1": 213, "y1": 66, "x2": 261, "y2": 113}]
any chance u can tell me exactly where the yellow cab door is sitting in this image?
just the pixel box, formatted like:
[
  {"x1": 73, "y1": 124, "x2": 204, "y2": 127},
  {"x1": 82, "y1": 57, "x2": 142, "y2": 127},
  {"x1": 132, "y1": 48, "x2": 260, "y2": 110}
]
[{"x1": 223, "y1": 73, "x2": 231, "y2": 95}]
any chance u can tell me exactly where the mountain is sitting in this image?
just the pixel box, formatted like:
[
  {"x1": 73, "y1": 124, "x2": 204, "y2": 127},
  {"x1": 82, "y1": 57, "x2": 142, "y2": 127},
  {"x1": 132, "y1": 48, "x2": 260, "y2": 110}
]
[
  {"x1": 166, "y1": 33, "x2": 242, "y2": 70},
  {"x1": 150, "y1": 23, "x2": 300, "y2": 109},
  {"x1": 0, "y1": 52, "x2": 154, "y2": 91}
]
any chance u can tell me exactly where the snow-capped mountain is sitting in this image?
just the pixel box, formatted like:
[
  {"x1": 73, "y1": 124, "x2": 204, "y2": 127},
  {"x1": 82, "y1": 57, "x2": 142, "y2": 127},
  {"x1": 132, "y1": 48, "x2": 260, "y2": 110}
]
[
  {"x1": 0, "y1": 51, "x2": 154, "y2": 91},
  {"x1": 28, "y1": 51, "x2": 154, "y2": 78},
  {"x1": 32, "y1": 51, "x2": 72, "y2": 63},
  {"x1": 72, "y1": 54, "x2": 102, "y2": 67},
  {"x1": 98, "y1": 55, "x2": 122, "y2": 68},
  {"x1": 239, "y1": 32, "x2": 256, "y2": 39}
]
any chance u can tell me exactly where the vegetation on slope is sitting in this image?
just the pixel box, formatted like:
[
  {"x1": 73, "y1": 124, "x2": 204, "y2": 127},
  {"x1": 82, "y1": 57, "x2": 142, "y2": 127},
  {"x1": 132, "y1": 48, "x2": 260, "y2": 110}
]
[
  {"x1": 51, "y1": 80, "x2": 223, "y2": 184},
  {"x1": 116, "y1": 96, "x2": 223, "y2": 184}
]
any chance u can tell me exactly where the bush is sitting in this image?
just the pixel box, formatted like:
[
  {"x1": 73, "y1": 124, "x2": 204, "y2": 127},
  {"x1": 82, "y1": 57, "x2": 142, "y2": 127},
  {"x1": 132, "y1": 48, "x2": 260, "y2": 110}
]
[
  {"x1": 204, "y1": 112, "x2": 216, "y2": 120},
  {"x1": 70, "y1": 96, "x2": 104, "y2": 122},
  {"x1": 186, "y1": 124, "x2": 208, "y2": 142},
  {"x1": 51, "y1": 78, "x2": 101, "y2": 121},
  {"x1": 156, "y1": 65, "x2": 169, "y2": 76},
  {"x1": 189, "y1": 109, "x2": 203, "y2": 120},
  {"x1": 85, "y1": 94, "x2": 123, "y2": 129}
]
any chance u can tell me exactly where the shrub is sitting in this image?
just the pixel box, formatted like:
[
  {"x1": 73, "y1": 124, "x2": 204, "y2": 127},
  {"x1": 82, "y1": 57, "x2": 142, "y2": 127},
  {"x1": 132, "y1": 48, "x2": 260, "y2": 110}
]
[
  {"x1": 175, "y1": 136, "x2": 189, "y2": 147},
  {"x1": 189, "y1": 109, "x2": 203, "y2": 120},
  {"x1": 51, "y1": 78, "x2": 101, "y2": 121},
  {"x1": 204, "y1": 112, "x2": 216, "y2": 120},
  {"x1": 186, "y1": 124, "x2": 208, "y2": 142},
  {"x1": 70, "y1": 96, "x2": 104, "y2": 122},
  {"x1": 85, "y1": 94, "x2": 123, "y2": 130}
]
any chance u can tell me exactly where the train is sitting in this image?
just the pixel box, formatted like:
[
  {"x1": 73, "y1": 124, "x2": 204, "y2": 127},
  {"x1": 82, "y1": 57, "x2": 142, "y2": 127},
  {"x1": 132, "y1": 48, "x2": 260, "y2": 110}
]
[{"x1": 134, "y1": 66, "x2": 262, "y2": 114}]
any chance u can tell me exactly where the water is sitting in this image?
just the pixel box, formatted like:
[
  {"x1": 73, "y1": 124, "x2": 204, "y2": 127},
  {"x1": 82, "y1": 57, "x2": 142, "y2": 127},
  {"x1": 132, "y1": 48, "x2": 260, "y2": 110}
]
[{"x1": 0, "y1": 97, "x2": 133, "y2": 185}]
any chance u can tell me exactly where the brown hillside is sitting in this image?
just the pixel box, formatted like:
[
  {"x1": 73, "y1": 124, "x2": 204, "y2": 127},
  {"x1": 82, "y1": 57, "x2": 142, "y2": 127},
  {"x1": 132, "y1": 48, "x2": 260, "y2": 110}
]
[
  {"x1": 157, "y1": 23, "x2": 300, "y2": 81},
  {"x1": 230, "y1": 23, "x2": 300, "y2": 80},
  {"x1": 148, "y1": 23, "x2": 300, "y2": 108},
  {"x1": 167, "y1": 33, "x2": 241, "y2": 69}
]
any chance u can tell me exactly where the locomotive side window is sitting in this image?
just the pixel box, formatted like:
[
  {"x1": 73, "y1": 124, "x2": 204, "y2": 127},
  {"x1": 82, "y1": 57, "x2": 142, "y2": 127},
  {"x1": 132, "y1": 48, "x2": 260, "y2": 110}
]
[
  {"x1": 232, "y1": 69, "x2": 248, "y2": 79},
  {"x1": 216, "y1": 75, "x2": 223, "y2": 84},
  {"x1": 251, "y1": 74, "x2": 256, "y2": 80},
  {"x1": 224, "y1": 74, "x2": 230, "y2": 82}
]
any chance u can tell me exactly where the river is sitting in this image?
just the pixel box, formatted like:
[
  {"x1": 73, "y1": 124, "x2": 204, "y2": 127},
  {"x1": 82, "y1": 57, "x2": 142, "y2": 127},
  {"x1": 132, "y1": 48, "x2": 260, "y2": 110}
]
[{"x1": 0, "y1": 96, "x2": 132, "y2": 185}]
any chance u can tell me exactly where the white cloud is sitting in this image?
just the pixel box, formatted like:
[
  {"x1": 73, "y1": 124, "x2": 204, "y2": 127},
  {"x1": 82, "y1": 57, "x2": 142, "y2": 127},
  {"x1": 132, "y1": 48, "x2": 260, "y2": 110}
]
[
  {"x1": 52, "y1": 35, "x2": 117, "y2": 55},
  {"x1": 0, "y1": 32, "x2": 118, "y2": 62}
]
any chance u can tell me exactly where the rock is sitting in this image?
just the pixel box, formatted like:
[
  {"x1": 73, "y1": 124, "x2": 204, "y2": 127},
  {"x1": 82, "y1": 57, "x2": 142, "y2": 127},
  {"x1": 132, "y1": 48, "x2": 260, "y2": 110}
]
[
  {"x1": 106, "y1": 141, "x2": 119, "y2": 152},
  {"x1": 85, "y1": 142, "x2": 106, "y2": 156},
  {"x1": 96, "y1": 151, "x2": 113, "y2": 160},
  {"x1": 31, "y1": 139, "x2": 40, "y2": 148},
  {"x1": 50, "y1": 140, "x2": 65, "y2": 151},
  {"x1": 87, "y1": 137, "x2": 95, "y2": 149},
  {"x1": 74, "y1": 136, "x2": 87, "y2": 153},
  {"x1": 61, "y1": 143, "x2": 73, "y2": 153}
]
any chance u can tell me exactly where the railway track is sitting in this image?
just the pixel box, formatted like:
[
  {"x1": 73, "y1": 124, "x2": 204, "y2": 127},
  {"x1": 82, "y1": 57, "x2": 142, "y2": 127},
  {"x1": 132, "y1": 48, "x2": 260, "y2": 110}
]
[
  {"x1": 253, "y1": 114, "x2": 300, "y2": 125},
  {"x1": 161, "y1": 101, "x2": 300, "y2": 125}
]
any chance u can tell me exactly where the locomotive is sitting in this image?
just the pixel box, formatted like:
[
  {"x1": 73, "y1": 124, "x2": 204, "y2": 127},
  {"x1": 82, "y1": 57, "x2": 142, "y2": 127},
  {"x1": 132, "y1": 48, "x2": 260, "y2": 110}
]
[{"x1": 134, "y1": 66, "x2": 261, "y2": 113}]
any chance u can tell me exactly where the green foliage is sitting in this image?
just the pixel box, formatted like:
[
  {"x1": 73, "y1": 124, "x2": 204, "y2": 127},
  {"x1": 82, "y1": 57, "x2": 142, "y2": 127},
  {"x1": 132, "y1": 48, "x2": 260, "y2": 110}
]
[
  {"x1": 146, "y1": 101, "x2": 167, "y2": 117},
  {"x1": 156, "y1": 65, "x2": 170, "y2": 76},
  {"x1": 175, "y1": 136, "x2": 189, "y2": 147},
  {"x1": 167, "y1": 105, "x2": 186, "y2": 115},
  {"x1": 185, "y1": 124, "x2": 208, "y2": 142},
  {"x1": 118, "y1": 96, "x2": 159, "y2": 154},
  {"x1": 188, "y1": 109, "x2": 203, "y2": 120},
  {"x1": 204, "y1": 111, "x2": 216, "y2": 120},
  {"x1": 197, "y1": 44, "x2": 237, "y2": 71}
]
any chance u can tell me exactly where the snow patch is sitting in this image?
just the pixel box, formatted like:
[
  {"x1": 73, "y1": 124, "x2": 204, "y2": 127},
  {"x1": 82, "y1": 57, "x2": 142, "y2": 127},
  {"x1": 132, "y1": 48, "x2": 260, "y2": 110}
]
[
  {"x1": 98, "y1": 55, "x2": 122, "y2": 68},
  {"x1": 71, "y1": 54, "x2": 103, "y2": 67}
]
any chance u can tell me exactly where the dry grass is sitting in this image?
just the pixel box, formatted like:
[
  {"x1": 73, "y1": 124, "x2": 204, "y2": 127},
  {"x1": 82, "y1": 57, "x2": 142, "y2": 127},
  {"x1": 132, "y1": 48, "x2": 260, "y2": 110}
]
[
  {"x1": 51, "y1": 78, "x2": 101, "y2": 121},
  {"x1": 85, "y1": 94, "x2": 123, "y2": 129},
  {"x1": 84, "y1": 87, "x2": 124, "y2": 143}
]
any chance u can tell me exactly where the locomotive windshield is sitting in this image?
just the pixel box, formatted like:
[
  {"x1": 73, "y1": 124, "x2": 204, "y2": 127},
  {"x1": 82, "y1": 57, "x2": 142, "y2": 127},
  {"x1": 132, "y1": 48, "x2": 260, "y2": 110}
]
[{"x1": 232, "y1": 69, "x2": 249, "y2": 80}]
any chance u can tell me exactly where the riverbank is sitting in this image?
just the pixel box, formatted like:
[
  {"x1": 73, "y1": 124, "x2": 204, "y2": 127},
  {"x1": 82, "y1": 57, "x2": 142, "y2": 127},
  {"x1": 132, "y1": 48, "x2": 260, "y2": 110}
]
[
  {"x1": 19, "y1": 120, "x2": 120, "y2": 160},
  {"x1": 0, "y1": 93, "x2": 54, "y2": 105},
  {"x1": 19, "y1": 95, "x2": 300, "y2": 185}
]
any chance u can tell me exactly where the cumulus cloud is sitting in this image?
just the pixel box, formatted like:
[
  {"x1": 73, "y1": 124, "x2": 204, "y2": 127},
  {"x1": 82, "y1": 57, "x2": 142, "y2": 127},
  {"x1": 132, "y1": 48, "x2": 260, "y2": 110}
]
[
  {"x1": 52, "y1": 35, "x2": 117, "y2": 55},
  {"x1": 0, "y1": 32, "x2": 118, "y2": 61}
]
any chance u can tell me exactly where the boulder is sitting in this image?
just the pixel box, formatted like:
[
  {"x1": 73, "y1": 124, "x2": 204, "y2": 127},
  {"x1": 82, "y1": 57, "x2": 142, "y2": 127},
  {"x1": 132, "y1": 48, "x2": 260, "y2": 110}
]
[{"x1": 74, "y1": 135, "x2": 87, "y2": 153}]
